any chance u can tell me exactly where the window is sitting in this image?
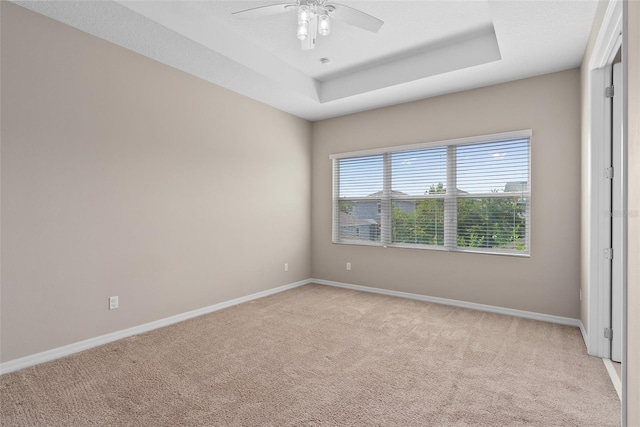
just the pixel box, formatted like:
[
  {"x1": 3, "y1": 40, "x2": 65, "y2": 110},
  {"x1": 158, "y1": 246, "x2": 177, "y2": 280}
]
[{"x1": 332, "y1": 131, "x2": 531, "y2": 256}]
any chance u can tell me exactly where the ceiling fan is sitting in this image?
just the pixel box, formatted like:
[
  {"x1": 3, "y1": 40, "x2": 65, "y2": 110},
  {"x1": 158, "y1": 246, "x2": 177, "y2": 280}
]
[{"x1": 231, "y1": 0, "x2": 384, "y2": 50}]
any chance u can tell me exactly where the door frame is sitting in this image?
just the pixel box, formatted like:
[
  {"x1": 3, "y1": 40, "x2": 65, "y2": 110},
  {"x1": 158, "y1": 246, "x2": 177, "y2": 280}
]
[
  {"x1": 586, "y1": 0, "x2": 622, "y2": 360},
  {"x1": 585, "y1": 0, "x2": 626, "y2": 423},
  {"x1": 611, "y1": 61, "x2": 623, "y2": 363}
]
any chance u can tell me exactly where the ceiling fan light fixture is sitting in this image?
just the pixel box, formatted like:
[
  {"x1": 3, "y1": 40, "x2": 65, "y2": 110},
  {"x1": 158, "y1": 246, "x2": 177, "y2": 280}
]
[
  {"x1": 232, "y1": 0, "x2": 384, "y2": 51},
  {"x1": 318, "y1": 13, "x2": 330, "y2": 36}
]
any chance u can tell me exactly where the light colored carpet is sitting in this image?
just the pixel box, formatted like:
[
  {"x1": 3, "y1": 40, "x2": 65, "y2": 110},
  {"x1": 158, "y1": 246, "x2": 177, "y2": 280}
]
[{"x1": 1, "y1": 284, "x2": 620, "y2": 426}]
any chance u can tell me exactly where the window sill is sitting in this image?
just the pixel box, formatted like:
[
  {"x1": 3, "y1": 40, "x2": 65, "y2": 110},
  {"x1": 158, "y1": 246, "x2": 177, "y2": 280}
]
[{"x1": 332, "y1": 240, "x2": 530, "y2": 258}]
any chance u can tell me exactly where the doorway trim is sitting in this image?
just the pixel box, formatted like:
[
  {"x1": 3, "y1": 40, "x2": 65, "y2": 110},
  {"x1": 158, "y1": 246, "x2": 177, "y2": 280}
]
[
  {"x1": 586, "y1": 0, "x2": 622, "y2": 359},
  {"x1": 585, "y1": 0, "x2": 626, "y2": 424}
]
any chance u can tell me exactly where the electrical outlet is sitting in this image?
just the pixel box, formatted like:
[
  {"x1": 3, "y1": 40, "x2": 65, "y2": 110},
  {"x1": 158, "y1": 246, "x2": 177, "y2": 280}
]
[
  {"x1": 109, "y1": 296, "x2": 119, "y2": 310},
  {"x1": 284, "y1": 263, "x2": 289, "y2": 272},
  {"x1": 346, "y1": 262, "x2": 351, "y2": 271}
]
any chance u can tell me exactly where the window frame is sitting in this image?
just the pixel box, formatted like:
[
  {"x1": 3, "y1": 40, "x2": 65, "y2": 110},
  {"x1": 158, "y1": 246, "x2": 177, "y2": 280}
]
[{"x1": 331, "y1": 130, "x2": 532, "y2": 257}]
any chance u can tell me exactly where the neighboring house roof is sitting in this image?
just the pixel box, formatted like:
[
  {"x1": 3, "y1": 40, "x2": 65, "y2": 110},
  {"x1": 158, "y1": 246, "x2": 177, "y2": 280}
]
[
  {"x1": 366, "y1": 190, "x2": 408, "y2": 197},
  {"x1": 365, "y1": 189, "x2": 469, "y2": 196},
  {"x1": 339, "y1": 212, "x2": 379, "y2": 226},
  {"x1": 504, "y1": 181, "x2": 528, "y2": 192}
]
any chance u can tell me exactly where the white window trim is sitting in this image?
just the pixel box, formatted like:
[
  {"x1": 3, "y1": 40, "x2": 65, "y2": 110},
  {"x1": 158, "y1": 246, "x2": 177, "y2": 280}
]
[
  {"x1": 329, "y1": 130, "x2": 532, "y2": 160},
  {"x1": 332, "y1": 129, "x2": 532, "y2": 257}
]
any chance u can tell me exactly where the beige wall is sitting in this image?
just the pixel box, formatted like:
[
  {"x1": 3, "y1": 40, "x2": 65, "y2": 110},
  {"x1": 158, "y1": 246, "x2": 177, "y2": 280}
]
[
  {"x1": 0, "y1": 3, "x2": 311, "y2": 362},
  {"x1": 311, "y1": 69, "x2": 582, "y2": 319},
  {"x1": 626, "y1": 1, "x2": 640, "y2": 423}
]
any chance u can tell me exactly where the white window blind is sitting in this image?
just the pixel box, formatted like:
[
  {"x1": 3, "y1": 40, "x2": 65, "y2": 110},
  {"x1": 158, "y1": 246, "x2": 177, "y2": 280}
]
[{"x1": 332, "y1": 131, "x2": 531, "y2": 256}]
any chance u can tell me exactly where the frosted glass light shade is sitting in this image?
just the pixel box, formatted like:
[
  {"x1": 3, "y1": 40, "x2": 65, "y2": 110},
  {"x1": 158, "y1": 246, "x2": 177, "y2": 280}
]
[
  {"x1": 298, "y1": 5, "x2": 310, "y2": 24},
  {"x1": 297, "y1": 21, "x2": 309, "y2": 40},
  {"x1": 318, "y1": 14, "x2": 330, "y2": 36}
]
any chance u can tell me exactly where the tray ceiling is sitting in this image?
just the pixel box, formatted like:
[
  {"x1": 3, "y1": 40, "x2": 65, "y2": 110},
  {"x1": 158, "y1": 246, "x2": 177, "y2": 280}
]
[{"x1": 14, "y1": 1, "x2": 599, "y2": 121}]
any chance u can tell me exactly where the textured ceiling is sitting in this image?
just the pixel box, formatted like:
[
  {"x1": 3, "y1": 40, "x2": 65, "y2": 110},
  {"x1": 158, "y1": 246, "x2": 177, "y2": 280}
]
[{"x1": 14, "y1": 1, "x2": 599, "y2": 121}]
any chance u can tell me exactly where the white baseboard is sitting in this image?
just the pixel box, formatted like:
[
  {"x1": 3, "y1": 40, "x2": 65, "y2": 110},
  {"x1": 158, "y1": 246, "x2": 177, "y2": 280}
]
[
  {"x1": 579, "y1": 321, "x2": 589, "y2": 349},
  {"x1": 603, "y1": 358, "x2": 622, "y2": 400},
  {"x1": 0, "y1": 279, "x2": 311, "y2": 375},
  {"x1": 311, "y1": 278, "x2": 583, "y2": 328},
  {"x1": 1, "y1": 278, "x2": 583, "y2": 375}
]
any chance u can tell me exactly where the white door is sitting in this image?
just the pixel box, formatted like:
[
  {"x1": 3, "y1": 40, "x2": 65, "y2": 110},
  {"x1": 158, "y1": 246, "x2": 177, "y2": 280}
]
[{"x1": 611, "y1": 62, "x2": 623, "y2": 363}]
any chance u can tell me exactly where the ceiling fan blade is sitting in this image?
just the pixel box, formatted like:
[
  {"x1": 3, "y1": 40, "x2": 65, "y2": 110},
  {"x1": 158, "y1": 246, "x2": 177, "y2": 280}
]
[
  {"x1": 328, "y1": 3, "x2": 383, "y2": 33},
  {"x1": 231, "y1": 3, "x2": 295, "y2": 18}
]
